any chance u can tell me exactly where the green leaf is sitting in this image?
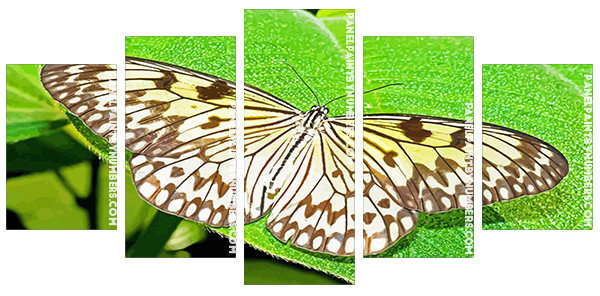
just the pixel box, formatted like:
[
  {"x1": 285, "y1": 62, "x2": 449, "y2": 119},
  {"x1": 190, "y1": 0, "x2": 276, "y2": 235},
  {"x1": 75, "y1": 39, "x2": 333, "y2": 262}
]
[
  {"x1": 364, "y1": 36, "x2": 474, "y2": 258},
  {"x1": 6, "y1": 130, "x2": 94, "y2": 174},
  {"x1": 245, "y1": 258, "x2": 349, "y2": 285},
  {"x1": 482, "y1": 64, "x2": 592, "y2": 230},
  {"x1": 6, "y1": 129, "x2": 118, "y2": 230},
  {"x1": 364, "y1": 36, "x2": 474, "y2": 120},
  {"x1": 321, "y1": 17, "x2": 354, "y2": 49},
  {"x1": 127, "y1": 210, "x2": 182, "y2": 257},
  {"x1": 316, "y1": 9, "x2": 355, "y2": 18},
  {"x1": 245, "y1": 9, "x2": 355, "y2": 283},
  {"x1": 125, "y1": 36, "x2": 237, "y2": 256},
  {"x1": 125, "y1": 36, "x2": 235, "y2": 81},
  {"x1": 164, "y1": 220, "x2": 208, "y2": 251},
  {"x1": 317, "y1": 10, "x2": 355, "y2": 48},
  {"x1": 6, "y1": 64, "x2": 68, "y2": 143},
  {"x1": 245, "y1": 9, "x2": 352, "y2": 116},
  {"x1": 6, "y1": 162, "x2": 92, "y2": 229}
]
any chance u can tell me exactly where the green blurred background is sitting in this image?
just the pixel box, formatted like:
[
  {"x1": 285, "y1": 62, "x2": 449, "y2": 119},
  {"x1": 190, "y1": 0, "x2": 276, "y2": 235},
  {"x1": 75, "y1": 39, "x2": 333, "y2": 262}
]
[{"x1": 6, "y1": 64, "x2": 116, "y2": 230}]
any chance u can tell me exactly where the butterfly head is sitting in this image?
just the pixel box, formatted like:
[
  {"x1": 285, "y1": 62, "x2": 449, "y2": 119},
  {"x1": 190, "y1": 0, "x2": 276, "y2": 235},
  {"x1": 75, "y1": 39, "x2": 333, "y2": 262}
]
[{"x1": 303, "y1": 105, "x2": 329, "y2": 129}]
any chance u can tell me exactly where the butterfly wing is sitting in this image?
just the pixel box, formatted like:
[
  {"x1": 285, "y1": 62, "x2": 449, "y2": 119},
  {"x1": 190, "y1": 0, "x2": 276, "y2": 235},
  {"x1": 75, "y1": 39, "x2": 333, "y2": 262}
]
[
  {"x1": 264, "y1": 118, "x2": 355, "y2": 255},
  {"x1": 40, "y1": 64, "x2": 117, "y2": 143},
  {"x1": 243, "y1": 84, "x2": 304, "y2": 222},
  {"x1": 362, "y1": 114, "x2": 472, "y2": 254},
  {"x1": 126, "y1": 57, "x2": 236, "y2": 227},
  {"x1": 244, "y1": 86, "x2": 356, "y2": 255},
  {"x1": 482, "y1": 122, "x2": 568, "y2": 205}
]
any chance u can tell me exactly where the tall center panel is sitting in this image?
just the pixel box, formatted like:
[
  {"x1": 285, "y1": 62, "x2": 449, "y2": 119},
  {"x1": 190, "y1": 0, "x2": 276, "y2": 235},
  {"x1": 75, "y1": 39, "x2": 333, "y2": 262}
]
[{"x1": 244, "y1": 9, "x2": 356, "y2": 285}]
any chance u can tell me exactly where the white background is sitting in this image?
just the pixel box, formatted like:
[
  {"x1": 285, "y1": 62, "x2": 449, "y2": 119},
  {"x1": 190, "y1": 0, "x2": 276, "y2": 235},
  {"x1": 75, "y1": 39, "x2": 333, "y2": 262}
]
[{"x1": 0, "y1": 0, "x2": 597, "y2": 295}]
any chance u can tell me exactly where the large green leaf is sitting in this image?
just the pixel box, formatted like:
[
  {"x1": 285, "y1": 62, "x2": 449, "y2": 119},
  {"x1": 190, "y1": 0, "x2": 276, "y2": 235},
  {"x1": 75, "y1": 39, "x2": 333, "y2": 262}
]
[
  {"x1": 363, "y1": 36, "x2": 474, "y2": 258},
  {"x1": 125, "y1": 36, "x2": 236, "y2": 81},
  {"x1": 245, "y1": 9, "x2": 355, "y2": 283},
  {"x1": 245, "y1": 258, "x2": 348, "y2": 285},
  {"x1": 482, "y1": 64, "x2": 592, "y2": 230},
  {"x1": 125, "y1": 36, "x2": 235, "y2": 257}
]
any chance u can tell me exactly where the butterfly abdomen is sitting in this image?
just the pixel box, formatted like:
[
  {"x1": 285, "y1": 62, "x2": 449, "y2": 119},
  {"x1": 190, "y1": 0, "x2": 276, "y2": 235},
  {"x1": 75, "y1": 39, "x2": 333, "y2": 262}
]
[{"x1": 266, "y1": 130, "x2": 313, "y2": 194}]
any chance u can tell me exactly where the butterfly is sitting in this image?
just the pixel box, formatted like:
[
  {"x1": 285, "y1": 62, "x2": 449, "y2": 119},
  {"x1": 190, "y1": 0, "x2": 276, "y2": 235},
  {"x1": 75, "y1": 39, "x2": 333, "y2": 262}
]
[
  {"x1": 40, "y1": 64, "x2": 117, "y2": 145},
  {"x1": 41, "y1": 59, "x2": 569, "y2": 257}
]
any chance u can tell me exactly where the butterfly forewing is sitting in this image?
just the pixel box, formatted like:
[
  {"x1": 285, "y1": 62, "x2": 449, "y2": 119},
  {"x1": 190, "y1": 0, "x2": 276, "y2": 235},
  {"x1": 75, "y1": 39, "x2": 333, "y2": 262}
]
[
  {"x1": 482, "y1": 123, "x2": 568, "y2": 205},
  {"x1": 364, "y1": 115, "x2": 473, "y2": 212},
  {"x1": 40, "y1": 64, "x2": 117, "y2": 144},
  {"x1": 243, "y1": 86, "x2": 304, "y2": 220},
  {"x1": 362, "y1": 114, "x2": 472, "y2": 254},
  {"x1": 125, "y1": 57, "x2": 236, "y2": 227},
  {"x1": 243, "y1": 85, "x2": 304, "y2": 222}
]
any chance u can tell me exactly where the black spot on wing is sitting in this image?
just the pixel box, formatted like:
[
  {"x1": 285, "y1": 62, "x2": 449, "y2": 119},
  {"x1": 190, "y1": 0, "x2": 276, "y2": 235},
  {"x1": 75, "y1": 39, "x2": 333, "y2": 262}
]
[
  {"x1": 399, "y1": 117, "x2": 432, "y2": 142},
  {"x1": 197, "y1": 79, "x2": 233, "y2": 100}
]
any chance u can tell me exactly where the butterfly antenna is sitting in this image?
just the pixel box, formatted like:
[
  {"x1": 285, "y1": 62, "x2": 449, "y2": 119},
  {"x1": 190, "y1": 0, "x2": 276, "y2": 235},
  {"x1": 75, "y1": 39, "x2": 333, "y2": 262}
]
[
  {"x1": 281, "y1": 60, "x2": 321, "y2": 105},
  {"x1": 364, "y1": 82, "x2": 405, "y2": 94},
  {"x1": 323, "y1": 93, "x2": 352, "y2": 107},
  {"x1": 323, "y1": 83, "x2": 405, "y2": 106}
]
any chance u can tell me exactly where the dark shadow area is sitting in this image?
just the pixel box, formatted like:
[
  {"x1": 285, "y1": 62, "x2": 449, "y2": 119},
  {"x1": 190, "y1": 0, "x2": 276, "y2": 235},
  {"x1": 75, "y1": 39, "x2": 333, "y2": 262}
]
[
  {"x1": 186, "y1": 231, "x2": 236, "y2": 258},
  {"x1": 6, "y1": 209, "x2": 26, "y2": 230}
]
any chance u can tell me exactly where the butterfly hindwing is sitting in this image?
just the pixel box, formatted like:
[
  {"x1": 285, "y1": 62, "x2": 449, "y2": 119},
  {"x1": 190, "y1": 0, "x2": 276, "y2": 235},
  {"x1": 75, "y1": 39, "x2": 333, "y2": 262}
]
[
  {"x1": 40, "y1": 64, "x2": 117, "y2": 143},
  {"x1": 125, "y1": 57, "x2": 236, "y2": 227},
  {"x1": 363, "y1": 161, "x2": 419, "y2": 255},
  {"x1": 264, "y1": 118, "x2": 355, "y2": 255}
]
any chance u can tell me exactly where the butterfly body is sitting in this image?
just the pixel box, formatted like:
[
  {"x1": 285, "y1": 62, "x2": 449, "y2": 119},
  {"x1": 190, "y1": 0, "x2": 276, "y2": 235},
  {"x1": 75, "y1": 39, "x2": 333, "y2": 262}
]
[
  {"x1": 302, "y1": 105, "x2": 330, "y2": 128},
  {"x1": 267, "y1": 105, "x2": 330, "y2": 194}
]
